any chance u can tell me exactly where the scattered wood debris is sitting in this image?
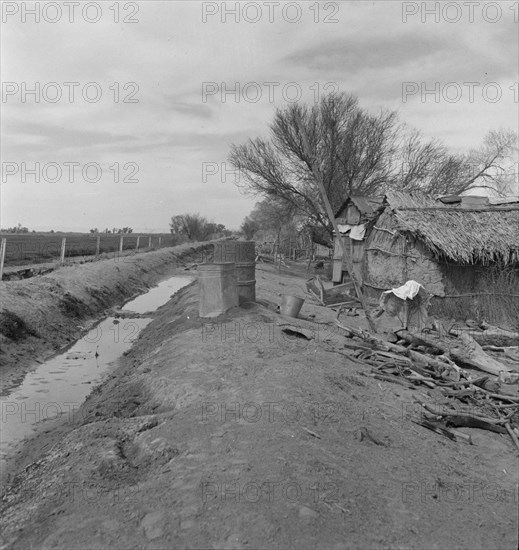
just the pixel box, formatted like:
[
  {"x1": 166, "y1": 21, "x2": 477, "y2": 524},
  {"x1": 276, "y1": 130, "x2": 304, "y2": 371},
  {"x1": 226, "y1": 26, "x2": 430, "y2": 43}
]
[
  {"x1": 395, "y1": 329, "x2": 514, "y2": 377},
  {"x1": 412, "y1": 419, "x2": 457, "y2": 442},
  {"x1": 450, "y1": 322, "x2": 519, "y2": 347},
  {"x1": 333, "y1": 320, "x2": 519, "y2": 452}
]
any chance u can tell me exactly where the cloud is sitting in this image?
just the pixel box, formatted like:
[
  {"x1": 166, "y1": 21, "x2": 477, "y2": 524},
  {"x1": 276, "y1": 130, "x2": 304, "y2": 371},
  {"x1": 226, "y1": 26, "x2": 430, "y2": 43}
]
[
  {"x1": 282, "y1": 34, "x2": 443, "y2": 73},
  {"x1": 166, "y1": 100, "x2": 213, "y2": 119},
  {"x1": 281, "y1": 30, "x2": 515, "y2": 83},
  {"x1": 1, "y1": 1, "x2": 517, "y2": 231}
]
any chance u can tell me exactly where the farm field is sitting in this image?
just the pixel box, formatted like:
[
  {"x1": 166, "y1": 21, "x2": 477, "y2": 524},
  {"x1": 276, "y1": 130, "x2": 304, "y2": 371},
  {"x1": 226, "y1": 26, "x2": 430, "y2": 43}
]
[{"x1": 0, "y1": 233, "x2": 175, "y2": 268}]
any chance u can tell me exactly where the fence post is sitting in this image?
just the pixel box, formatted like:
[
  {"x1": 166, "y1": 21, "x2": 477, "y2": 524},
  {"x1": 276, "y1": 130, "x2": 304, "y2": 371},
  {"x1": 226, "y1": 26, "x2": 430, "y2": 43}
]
[
  {"x1": 148, "y1": 236, "x2": 152, "y2": 248},
  {"x1": 0, "y1": 238, "x2": 6, "y2": 281},
  {"x1": 119, "y1": 234, "x2": 124, "y2": 253},
  {"x1": 158, "y1": 236, "x2": 162, "y2": 248},
  {"x1": 95, "y1": 235, "x2": 101, "y2": 257},
  {"x1": 136, "y1": 236, "x2": 140, "y2": 250},
  {"x1": 60, "y1": 237, "x2": 66, "y2": 264}
]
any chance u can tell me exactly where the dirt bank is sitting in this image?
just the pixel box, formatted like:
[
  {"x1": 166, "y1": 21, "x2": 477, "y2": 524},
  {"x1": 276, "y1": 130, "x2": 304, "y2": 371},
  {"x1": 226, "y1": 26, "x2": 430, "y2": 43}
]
[
  {"x1": 0, "y1": 241, "x2": 215, "y2": 393},
  {"x1": 1, "y1": 263, "x2": 517, "y2": 550}
]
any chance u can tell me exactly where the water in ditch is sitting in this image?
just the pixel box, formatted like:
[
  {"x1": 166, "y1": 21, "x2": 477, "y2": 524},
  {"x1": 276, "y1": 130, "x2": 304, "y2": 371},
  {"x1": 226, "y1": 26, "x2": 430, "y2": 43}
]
[
  {"x1": 122, "y1": 276, "x2": 193, "y2": 314},
  {"x1": 0, "y1": 275, "x2": 194, "y2": 465}
]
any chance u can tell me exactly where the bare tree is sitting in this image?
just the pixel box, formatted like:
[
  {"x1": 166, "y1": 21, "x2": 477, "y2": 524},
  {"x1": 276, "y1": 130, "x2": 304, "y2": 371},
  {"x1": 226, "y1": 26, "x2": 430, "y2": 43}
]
[
  {"x1": 244, "y1": 199, "x2": 294, "y2": 244},
  {"x1": 170, "y1": 213, "x2": 210, "y2": 241},
  {"x1": 462, "y1": 129, "x2": 518, "y2": 195},
  {"x1": 229, "y1": 92, "x2": 517, "y2": 244},
  {"x1": 240, "y1": 217, "x2": 260, "y2": 240},
  {"x1": 390, "y1": 129, "x2": 461, "y2": 192},
  {"x1": 397, "y1": 128, "x2": 518, "y2": 196},
  {"x1": 229, "y1": 93, "x2": 439, "y2": 241},
  {"x1": 170, "y1": 213, "x2": 228, "y2": 241},
  {"x1": 169, "y1": 215, "x2": 185, "y2": 237}
]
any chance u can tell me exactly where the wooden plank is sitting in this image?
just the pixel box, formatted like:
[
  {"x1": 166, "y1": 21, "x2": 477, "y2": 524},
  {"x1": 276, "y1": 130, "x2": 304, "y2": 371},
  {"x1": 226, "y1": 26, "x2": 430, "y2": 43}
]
[
  {"x1": 60, "y1": 237, "x2": 66, "y2": 264},
  {"x1": 0, "y1": 238, "x2": 6, "y2": 281},
  {"x1": 332, "y1": 259, "x2": 343, "y2": 283},
  {"x1": 322, "y1": 280, "x2": 357, "y2": 306},
  {"x1": 450, "y1": 326, "x2": 519, "y2": 347},
  {"x1": 396, "y1": 329, "x2": 513, "y2": 376}
]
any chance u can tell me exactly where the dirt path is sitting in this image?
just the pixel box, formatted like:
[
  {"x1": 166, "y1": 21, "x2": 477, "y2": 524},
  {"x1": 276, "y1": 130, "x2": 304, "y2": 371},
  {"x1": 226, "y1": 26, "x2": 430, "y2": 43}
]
[{"x1": 1, "y1": 262, "x2": 518, "y2": 549}]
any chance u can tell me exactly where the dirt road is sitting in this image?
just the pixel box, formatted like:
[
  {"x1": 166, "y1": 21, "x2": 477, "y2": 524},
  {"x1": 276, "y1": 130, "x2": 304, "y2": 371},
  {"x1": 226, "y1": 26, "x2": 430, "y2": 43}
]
[{"x1": 1, "y1": 258, "x2": 517, "y2": 549}]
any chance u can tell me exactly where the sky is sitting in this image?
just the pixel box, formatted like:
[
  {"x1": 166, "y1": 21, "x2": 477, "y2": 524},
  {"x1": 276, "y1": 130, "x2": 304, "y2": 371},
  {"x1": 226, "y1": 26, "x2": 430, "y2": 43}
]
[{"x1": 1, "y1": 0, "x2": 518, "y2": 232}]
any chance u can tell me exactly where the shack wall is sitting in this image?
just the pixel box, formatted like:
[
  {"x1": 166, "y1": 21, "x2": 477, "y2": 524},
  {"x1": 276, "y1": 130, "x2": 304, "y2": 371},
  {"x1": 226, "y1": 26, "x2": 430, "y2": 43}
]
[
  {"x1": 431, "y1": 263, "x2": 519, "y2": 326},
  {"x1": 345, "y1": 204, "x2": 361, "y2": 225},
  {"x1": 363, "y1": 210, "x2": 407, "y2": 298},
  {"x1": 332, "y1": 234, "x2": 364, "y2": 283},
  {"x1": 405, "y1": 238, "x2": 445, "y2": 297}
]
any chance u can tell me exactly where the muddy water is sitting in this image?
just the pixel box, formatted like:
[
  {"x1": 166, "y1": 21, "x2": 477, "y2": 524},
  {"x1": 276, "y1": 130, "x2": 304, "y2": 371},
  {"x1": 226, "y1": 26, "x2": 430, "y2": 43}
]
[
  {"x1": 0, "y1": 317, "x2": 152, "y2": 463},
  {"x1": 122, "y1": 276, "x2": 193, "y2": 314},
  {"x1": 0, "y1": 275, "x2": 193, "y2": 464}
]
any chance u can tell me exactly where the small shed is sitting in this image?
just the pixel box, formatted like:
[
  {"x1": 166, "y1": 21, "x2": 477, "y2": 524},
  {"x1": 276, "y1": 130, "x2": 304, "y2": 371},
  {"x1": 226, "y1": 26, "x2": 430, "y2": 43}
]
[{"x1": 332, "y1": 196, "x2": 384, "y2": 283}]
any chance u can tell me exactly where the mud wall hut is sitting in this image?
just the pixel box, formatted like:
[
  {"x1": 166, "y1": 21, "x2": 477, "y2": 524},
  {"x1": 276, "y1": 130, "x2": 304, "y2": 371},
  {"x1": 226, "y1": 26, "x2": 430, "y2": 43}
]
[{"x1": 361, "y1": 191, "x2": 519, "y2": 325}]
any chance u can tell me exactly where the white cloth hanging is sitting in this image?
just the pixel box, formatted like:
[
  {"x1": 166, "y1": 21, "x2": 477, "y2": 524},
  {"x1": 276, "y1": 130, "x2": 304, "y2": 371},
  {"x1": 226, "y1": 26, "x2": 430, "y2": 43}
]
[
  {"x1": 382, "y1": 280, "x2": 423, "y2": 301},
  {"x1": 337, "y1": 224, "x2": 351, "y2": 234},
  {"x1": 349, "y1": 224, "x2": 366, "y2": 241}
]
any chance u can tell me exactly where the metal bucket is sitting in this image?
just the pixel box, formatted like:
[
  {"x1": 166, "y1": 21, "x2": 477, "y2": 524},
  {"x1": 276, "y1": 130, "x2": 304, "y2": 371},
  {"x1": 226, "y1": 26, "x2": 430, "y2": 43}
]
[
  {"x1": 198, "y1": 263, "x2": 238, "y2": 318},
  {"x1": 280, "y1": 295, "x2": 305, "y2": 318},
  {"x1": 214, "y1": 241, "x2": 256, "y2": 305}
]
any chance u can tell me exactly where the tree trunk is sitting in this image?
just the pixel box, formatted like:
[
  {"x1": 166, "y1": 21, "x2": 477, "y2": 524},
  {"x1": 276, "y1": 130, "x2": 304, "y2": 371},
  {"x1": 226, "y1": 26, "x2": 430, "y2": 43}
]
[
  {"x1": 450, "y1": 326, "x2": 519, "y2": 347},
  {"x1": 295, "y1": 114, "x2": 378, "y2": 333},
  {"x1": 396, "y1": 330, "x2": 513, "y2": 377}
]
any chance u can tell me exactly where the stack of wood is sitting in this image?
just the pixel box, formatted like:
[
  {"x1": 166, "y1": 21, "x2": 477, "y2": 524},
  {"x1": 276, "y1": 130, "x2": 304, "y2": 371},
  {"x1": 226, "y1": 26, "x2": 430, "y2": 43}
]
[{"x1": 334, "y1": 317, "x2": 519, "y2": 452}]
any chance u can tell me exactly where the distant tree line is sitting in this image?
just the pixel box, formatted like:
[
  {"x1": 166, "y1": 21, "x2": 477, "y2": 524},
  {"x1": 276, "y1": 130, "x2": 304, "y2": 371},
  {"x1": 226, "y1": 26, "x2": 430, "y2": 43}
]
[
  {"x1": 169, "y1": 213, "x2": 232, "y2": 243},
  {"x1": 2, "y1": 223, "x2": 29, "y2": 233},
  {"x1": 89, "y1": 227, "x2": 134, "y2": 234},
  {"x1": 2, "y1": 226, "x2": 137, "y2": 235}
]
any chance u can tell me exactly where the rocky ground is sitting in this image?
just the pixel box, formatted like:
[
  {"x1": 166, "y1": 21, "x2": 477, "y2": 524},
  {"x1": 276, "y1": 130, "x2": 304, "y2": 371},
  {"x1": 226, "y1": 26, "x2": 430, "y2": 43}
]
[{"x1": 0, "y1": 253, "x2": 518, "y2": 550}]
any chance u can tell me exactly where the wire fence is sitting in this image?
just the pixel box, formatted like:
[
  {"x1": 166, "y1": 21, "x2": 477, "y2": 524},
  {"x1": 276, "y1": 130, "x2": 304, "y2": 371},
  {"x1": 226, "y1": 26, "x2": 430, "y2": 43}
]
[{"x1": 0, "y1": 233, "x2": 175, "y2": 280}]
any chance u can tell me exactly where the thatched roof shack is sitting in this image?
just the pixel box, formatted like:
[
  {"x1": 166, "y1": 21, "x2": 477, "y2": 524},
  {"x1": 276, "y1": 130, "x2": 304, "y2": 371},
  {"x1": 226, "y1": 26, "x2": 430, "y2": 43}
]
[
  {"x1": 363, "y1": 191, "x2": 519, "y2": 324},
  {"x1": 382, "y1": 191, "x2": 519, "y2": 266}
]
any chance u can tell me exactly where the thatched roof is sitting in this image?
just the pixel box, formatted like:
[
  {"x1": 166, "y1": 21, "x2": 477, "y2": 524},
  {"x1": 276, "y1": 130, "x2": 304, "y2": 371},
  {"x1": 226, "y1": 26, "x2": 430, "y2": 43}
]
[{"x1": 384, "y1": 191, "x2": 519, "y2": 265}]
